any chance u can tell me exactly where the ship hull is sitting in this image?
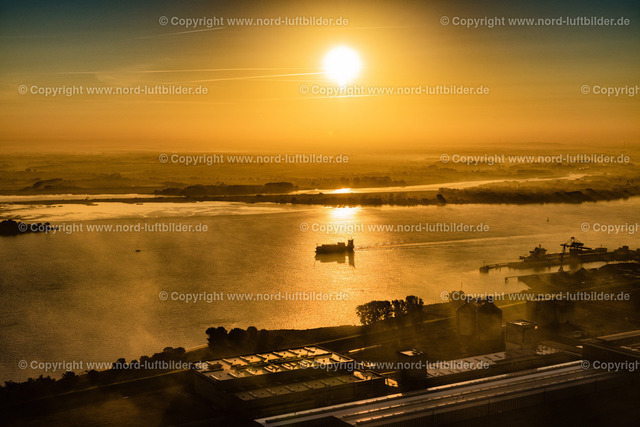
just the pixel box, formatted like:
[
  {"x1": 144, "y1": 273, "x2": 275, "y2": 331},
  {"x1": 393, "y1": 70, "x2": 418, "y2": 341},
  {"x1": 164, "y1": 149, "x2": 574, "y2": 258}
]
[{"x1": 315, "y1": 247, "x2": 355, "y2": 254}]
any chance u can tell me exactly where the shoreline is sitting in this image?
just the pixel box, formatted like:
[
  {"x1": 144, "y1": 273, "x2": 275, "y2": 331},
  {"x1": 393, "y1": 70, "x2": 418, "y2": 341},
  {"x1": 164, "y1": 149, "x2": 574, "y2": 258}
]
[
  {"x1": 3, "y1": 262, "x2": 640, "y2": 424},
  {"x1": 5, "y1": 261, "x2": 640, "y2": 385},
  {"x1": 2, "y1": 185, "x2": 639, "y2": 207}
]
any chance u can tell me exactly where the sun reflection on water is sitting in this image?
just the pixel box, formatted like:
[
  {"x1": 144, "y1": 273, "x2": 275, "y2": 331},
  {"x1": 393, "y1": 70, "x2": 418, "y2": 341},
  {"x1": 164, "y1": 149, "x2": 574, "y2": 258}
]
[
  {"x1": 329, "y1": 206, "x2": 360, "y2": 219},
  {"x1": 331, "y1": 188, "x2": 352, "y2": 194}
]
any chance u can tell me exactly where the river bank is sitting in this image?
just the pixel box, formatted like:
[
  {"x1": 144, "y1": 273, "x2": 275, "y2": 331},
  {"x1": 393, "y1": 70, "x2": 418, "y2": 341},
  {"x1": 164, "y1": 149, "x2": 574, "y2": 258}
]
[
  {"x1": 3, "y1": 182, "x2": 639, "y2": 207},
  {"x1": 3, "y1": 261, "x2": 640, "y2": 425}
]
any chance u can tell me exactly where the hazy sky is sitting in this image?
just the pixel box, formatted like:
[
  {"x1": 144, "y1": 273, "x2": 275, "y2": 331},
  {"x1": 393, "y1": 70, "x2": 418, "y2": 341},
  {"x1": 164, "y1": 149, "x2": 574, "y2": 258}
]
[{"x1": 1, "y1": 0, "x2": 638, "y2": 152}]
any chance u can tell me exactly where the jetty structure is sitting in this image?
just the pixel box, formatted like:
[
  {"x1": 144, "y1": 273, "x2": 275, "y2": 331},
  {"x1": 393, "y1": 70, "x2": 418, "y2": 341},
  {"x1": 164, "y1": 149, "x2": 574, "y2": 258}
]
[{"x1": 480, "y1": 237, "x2": 640, "y2": 272}]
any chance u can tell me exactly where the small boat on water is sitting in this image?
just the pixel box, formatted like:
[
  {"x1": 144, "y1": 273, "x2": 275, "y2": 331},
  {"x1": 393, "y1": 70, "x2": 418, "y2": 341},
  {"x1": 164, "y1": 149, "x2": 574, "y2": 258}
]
[{"x1": 316, "y1": 239, "x2": 354, "y2": 254}]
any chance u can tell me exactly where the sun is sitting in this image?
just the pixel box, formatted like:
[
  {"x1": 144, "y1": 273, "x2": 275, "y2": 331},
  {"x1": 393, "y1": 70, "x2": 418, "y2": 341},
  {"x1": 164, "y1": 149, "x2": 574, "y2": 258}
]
[{"x1": 323, "y1": 46, "x2": 362, "y2": 86}]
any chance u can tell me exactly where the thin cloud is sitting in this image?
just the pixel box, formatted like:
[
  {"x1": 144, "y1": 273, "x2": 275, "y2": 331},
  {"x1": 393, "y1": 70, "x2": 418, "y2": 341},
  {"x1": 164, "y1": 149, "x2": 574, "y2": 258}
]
[
  {"x1": 54, "y1": 68, "x2": 321, "y2": 75},
  {"x1": 139, "y1": 27, "x2": 226, "y2": 38},
  {"x1": 185, "y1": 72, "x2": 324, "y2": 84}
]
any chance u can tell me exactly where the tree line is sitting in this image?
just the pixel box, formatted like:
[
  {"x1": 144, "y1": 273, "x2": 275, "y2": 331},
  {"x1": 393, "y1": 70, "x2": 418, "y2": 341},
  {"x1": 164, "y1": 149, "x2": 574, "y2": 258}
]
[{"x1": 356, "y1": 295, "x2": 424, "y2": 325}]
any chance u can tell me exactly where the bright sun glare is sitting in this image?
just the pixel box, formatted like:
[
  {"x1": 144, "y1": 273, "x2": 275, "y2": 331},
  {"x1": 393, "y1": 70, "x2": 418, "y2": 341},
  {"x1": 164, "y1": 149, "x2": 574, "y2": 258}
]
[
  {"x1": 323, "y1": 46, "x2": 362, "y2": 86},
  {"x1": 330, "y1": 207, "x2": 360, "y2": 219},
  {"x1": 332, "y1": 188, "x2": 352, "y2": 194}
]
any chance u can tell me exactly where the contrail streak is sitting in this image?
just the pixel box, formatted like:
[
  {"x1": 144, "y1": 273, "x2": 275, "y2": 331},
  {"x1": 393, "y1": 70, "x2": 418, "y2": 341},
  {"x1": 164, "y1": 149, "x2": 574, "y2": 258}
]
[
  {"x1": 139, "y1": 27, "x2": 226, "y2": 38},
  {"x1": 54, "y1": 68, "x2": 320, "y2": 75},
  {"x1": 186, "y1": 72, "x2": 324, "y2": 83}
]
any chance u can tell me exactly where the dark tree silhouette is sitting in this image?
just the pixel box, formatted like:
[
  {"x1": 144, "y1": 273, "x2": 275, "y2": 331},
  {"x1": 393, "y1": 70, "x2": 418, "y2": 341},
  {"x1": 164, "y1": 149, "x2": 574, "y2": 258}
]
[
  {"x1": 228, "y1": 328, "x2": 247, "y2": 344},
  {"x1": 206, "y1": 326, "x2": 228, "y2": 347},
  {"x1": 356, "y1": 300, "x2": 393, "y2": 325}
]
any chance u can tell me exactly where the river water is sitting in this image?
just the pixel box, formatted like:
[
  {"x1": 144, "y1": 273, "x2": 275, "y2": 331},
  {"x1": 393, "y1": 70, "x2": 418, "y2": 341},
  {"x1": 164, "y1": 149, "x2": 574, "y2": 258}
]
[{"x1": 1, "y1": 197, "x2": 638, "y2": 381}]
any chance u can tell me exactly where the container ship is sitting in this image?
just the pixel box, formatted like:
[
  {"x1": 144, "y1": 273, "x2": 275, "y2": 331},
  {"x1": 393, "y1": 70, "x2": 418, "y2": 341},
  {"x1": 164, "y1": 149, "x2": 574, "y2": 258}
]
[{"x1": 315, "y1": 239, "x2": 355, "y2": 254}]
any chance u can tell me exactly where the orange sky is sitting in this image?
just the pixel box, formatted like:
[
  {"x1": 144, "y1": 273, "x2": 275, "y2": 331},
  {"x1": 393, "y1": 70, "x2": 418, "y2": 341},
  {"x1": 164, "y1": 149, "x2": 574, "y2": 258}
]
[{"x1": 1, "y1": 0, "x2": 638, "y2": 152}]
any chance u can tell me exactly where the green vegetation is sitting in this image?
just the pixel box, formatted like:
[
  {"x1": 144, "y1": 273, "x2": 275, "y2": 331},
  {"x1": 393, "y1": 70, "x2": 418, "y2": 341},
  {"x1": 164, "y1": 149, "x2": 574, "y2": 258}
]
[
  {"x1": 205, "y1": 325, "x2": 274, "y2": 352},
  {"x1": 2, "y1": 151, "x2": 637, "y2": 200},
  {"x1": 356, "y1": 295, "x2": 424, "y2": 325},
  {"x1": 0, "y1": 347, "x2": 188, "y2": 405},
  {"x1": 157, "y1": 182, "x2": 296, "y2": 196}
]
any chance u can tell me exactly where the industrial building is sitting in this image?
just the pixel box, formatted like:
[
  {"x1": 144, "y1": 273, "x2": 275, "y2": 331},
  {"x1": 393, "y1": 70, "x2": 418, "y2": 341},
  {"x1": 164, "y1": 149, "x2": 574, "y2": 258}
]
[
  {"x1": 192, "y1": 346, "x2": 387, "y2": 416},
  {"x1": 506, "y1": 320, "x2": 538, "y2": 350},
  {"x1": 256, "y1": 359, "x2": 627, "y2": 426},
  {"x1": 525, "y1": 296, "x2": 575, "y2": 326},
  {"x1": 456, "y1": 299, "x2": 503, "y2": 348},
  {"x1": 582, "y1": 330, "x2": 640, "y2": 370}
]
